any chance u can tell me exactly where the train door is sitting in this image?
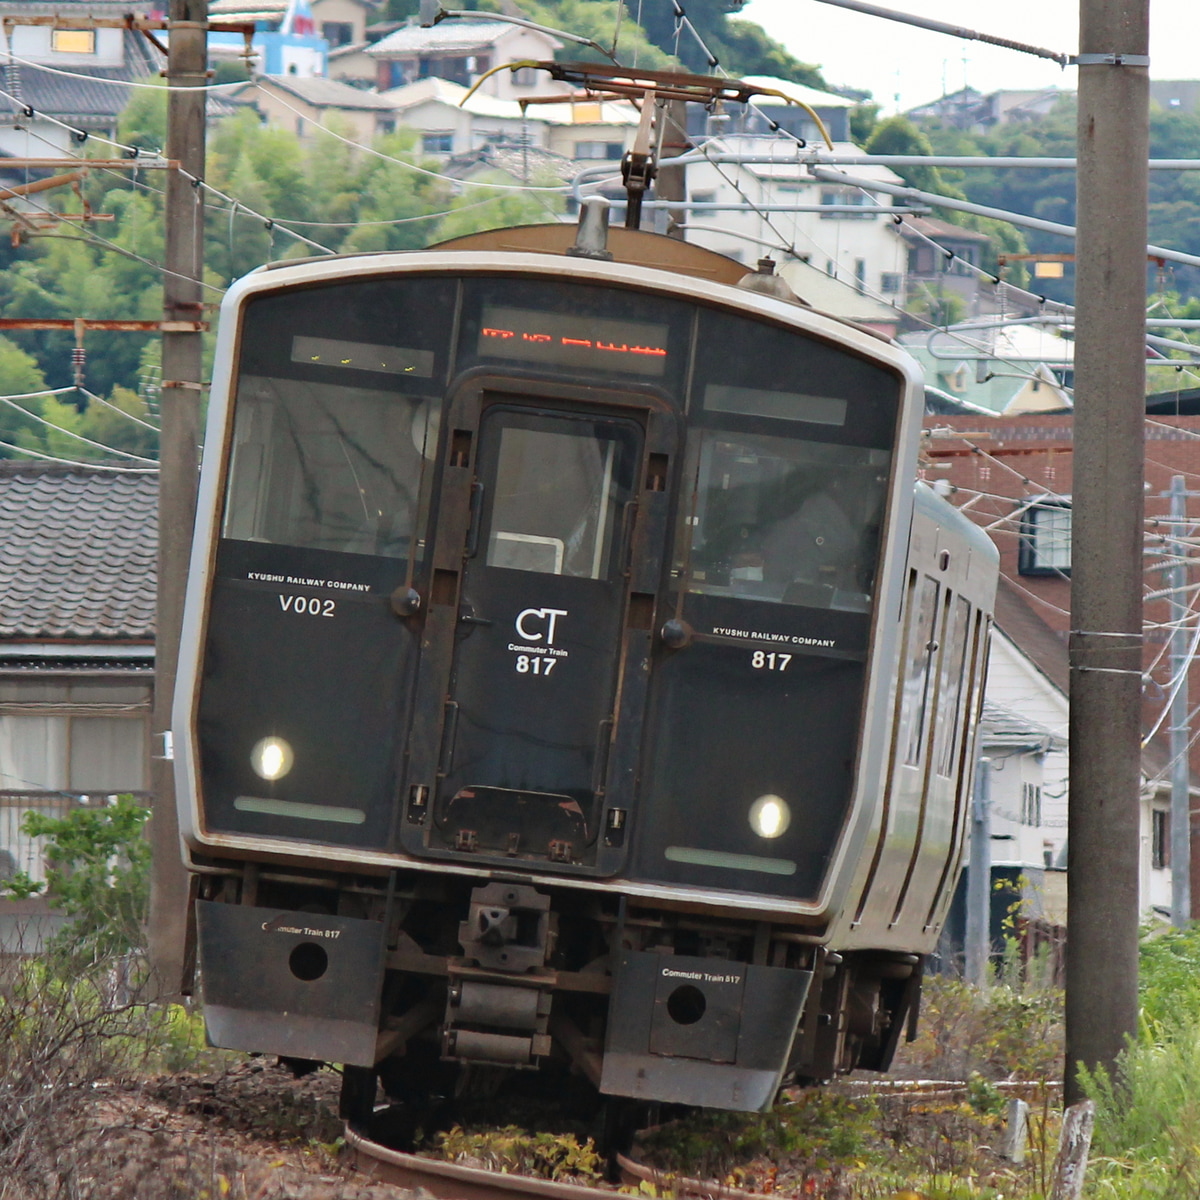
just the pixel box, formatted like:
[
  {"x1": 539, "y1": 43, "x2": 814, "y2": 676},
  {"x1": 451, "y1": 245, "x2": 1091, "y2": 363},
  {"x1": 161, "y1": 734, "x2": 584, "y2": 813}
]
[{"x1": 400, "y1": 384, "x2": 664, "y2": 871}]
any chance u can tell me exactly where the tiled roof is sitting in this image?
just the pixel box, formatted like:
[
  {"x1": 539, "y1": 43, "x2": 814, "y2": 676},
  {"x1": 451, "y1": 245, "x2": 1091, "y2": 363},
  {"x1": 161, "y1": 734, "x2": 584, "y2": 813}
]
[
  {"x1": 444, "y1": 138, "x2": 578, "y2": 185},
  {"x1": 992, "y1": 574, "x2": 1069, "y2": 695},
  {"x1": 980, "y1": 699, "x2": 1064, "y2": 751},
  {"x1": 0, "y1": 464, "x2": 156, "y2": 641},
  {"x1": 0, "y1": 29, "x2": 157, "y2": 123},
  {"x1": 367, "y1": 20, "x2": 528, "y2": 56},
  {"x1": 253, "y1": 74, "x2": 398, "y2": 110}
]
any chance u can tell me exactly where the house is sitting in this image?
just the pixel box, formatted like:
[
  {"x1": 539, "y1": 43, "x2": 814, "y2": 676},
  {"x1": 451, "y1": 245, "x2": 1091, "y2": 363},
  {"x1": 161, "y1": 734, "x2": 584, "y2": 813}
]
[
  {"x1": 0, "y1": 463, "x2": 156, "y2": 886},
  {"x1": 926, "y1": 410, "x2": 1200, "y2": 915},
  {"x1": 382, "y1": 76, "x2": 640, "y2": 162},
  {"x1": 1151, "y1": 81, "x2": 1200, "y2": 114},
  {"x1": 778, "y1": 257, "x2": 901, "y2": 337},
  {"x1": 0, "y1": 0, "x2": 159, "y2": 159},
  {"x1": 686, "y1": 75, "x2": 855, "y2": 145},
  {"x1": 365, "y1": 19, "x2": 562, "y2": 99},
  {"x1": 207, "y1": 0, "x2": 330, "y2": 78},
  {"x1": 681, "y1": 131, "x2": 912, "y2": 277},
  {"x1": 441, "y1": 136, "x2": 577, "y2": 193},
  {"x1": 906, "y1": 86, "x2": 1072, "y2": 132},
  {"x1": 902, "y1": 322, "x2": 1074, "y2": 414},
  {"x1": 228, "y1": 74, "x2": 398, "y2": 142},
  {"x1": 382, "y1": 76, "x2": 536, "y2": 157},
  {"x1": 897, "y1": 216, "x2": 1006, "y2": 322}
]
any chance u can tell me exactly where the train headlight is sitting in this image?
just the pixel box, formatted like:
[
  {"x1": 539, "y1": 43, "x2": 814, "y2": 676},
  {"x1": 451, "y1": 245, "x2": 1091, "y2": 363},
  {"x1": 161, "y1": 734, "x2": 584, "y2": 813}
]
[
  {"x1": 748, "y1": 794, "x2": 791, "y2": 839},
  {"x1": 250, "y1": 736, "x2": 294, "y2": 781}
]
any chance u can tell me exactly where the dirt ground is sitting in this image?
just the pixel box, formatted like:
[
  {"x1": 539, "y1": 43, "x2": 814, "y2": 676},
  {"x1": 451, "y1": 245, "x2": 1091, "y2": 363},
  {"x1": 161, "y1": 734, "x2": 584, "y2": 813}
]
[{"x1": 1, "y1": 1060, "x2": 423, "y2": 1200}]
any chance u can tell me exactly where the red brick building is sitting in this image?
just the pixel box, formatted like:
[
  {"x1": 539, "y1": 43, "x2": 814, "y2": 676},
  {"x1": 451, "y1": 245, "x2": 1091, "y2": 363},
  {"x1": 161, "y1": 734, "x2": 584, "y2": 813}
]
[{"x1": 924, "y1": 412, "x2": 1200, "y2": 906}]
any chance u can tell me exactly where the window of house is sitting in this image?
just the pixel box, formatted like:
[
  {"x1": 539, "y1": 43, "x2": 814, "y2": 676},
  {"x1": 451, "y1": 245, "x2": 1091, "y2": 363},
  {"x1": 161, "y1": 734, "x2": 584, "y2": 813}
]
[
  {"x1": 575, "y1": 141, "x2": 624, "y2": 160},
  {"x1": 422, "y1": 131, "x2": 454, "y2": 154},
  {"x1": 1152, "y1": 807, "x2": 1169, "y2": 869},
  {"x1": 0, "y1": 683, "x2": 150, "y2": 793},
  {"x1": 854, "y1": 259, "x2": 866, "y2": 293},
  {"x1": 880, "y1": 272, "x2": 902, "y2": 293},
  {"x1": 819, "y1": 187, "x2": 874, "y2": 219},
  {"x1": 512, "y1": 66, "x2": 537, "y2": 85},
  {"x1": 1021, "y1": 782, "x2": 1043, "y2": 827},
  {"x1": 1018, "y1": 499, "x2": 1072, "y2": 576},
  {"x1": 52, "y1": 29, "x2": 96, "y2": 54},
  {"x1": 321, "y1": 22, "x2": 354, "y2": 47}
]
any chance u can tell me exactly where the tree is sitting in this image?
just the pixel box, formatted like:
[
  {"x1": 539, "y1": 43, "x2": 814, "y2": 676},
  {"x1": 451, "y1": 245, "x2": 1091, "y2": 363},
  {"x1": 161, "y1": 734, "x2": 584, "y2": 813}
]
[
  {"x1": 865, "y1": 116, "x2": 964, "y2": 198},
  {"x1": 1, "y1": 795, "x2": 151, "y2": 963}
]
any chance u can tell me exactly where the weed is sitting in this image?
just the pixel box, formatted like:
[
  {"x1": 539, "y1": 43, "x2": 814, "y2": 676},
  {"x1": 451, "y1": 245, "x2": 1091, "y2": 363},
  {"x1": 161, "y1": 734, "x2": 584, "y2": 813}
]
[{"x1": 430, "y1": 1125, "x2": 602, "y2": 1181}]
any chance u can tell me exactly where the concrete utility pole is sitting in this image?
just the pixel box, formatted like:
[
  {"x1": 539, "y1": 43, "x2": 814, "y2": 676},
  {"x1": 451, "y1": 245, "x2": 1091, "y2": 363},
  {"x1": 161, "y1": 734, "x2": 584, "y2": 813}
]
[
  {"x1": 1167, "y1": 476, "x2": 1192, "y2": 927},
  {"x1": 1065, "y1": 0, "x2": 1149, "y2": 1104},
  {"x1": 148, "y1": 0, "x2": 207, "y2": 996}
]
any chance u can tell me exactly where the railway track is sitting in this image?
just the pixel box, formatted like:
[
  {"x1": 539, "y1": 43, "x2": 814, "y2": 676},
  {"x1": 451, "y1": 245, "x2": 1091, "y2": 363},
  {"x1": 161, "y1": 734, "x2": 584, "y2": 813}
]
[
  {"x1": 346, "y1": 1126, "x2": 770, "y2": 1200},
  {"x1": 345, "y1": 1079, "x2": 1060, "y2": 1199}
]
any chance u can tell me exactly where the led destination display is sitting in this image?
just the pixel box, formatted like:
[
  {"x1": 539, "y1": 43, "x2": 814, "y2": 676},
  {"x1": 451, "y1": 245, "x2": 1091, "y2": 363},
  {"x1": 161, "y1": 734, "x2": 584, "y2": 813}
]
[{"x1": 478, "y1": 305, "x2": 669, "y2": 377}]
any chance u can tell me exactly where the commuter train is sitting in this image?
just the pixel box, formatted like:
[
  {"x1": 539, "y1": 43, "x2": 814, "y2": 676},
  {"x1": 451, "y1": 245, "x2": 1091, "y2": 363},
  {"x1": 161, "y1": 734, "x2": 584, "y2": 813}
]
[{"x1": 173, "y1": 208, "x2": 997, "y2": 1124}]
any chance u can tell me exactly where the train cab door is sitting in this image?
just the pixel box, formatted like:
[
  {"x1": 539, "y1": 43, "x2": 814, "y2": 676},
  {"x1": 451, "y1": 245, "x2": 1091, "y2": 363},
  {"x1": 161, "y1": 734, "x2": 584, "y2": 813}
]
[{"x1": 400, "y1": 382, "x2": 669, "y2": 872}]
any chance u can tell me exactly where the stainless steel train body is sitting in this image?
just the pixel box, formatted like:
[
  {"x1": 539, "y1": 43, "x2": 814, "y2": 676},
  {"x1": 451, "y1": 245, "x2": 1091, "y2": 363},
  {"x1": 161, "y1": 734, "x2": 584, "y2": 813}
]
[{"x1": 173, "y1": 226, "x2": 998, "y2": 1115}]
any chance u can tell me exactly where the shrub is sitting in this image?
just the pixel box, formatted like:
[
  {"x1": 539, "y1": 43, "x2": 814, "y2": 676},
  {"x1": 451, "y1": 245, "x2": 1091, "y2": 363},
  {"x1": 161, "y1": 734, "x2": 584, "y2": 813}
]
[{"x1": 898, "y1": 972, "x2": 1063, "y2": 1081}]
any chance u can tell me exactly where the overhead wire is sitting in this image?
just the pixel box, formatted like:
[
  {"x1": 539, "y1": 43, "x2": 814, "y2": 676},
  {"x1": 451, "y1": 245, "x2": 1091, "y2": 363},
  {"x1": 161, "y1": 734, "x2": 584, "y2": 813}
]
[
  {"x1": 0, "y1": 388, "x2": 157, "y2": 463},
  {"x1": 0, "y1": 437, "x2": 156, "y2": 472},
  {"x1": 247, "y1": 83, "x2": 572, "y2": 194},
  {"x1": 0, "y1": 47, "x2": 247, "y2": 93},
  {"x1": 78, "y1": 387, "x2": 160, "y2": 433}
]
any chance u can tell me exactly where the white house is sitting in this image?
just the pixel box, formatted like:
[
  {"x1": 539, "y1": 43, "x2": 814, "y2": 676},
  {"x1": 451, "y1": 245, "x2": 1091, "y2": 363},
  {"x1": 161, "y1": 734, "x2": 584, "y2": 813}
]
[
  {"x1": 0, "y1": 0, "x2": 158, "y2": 159},
  {"x1": 383, "y1": 77, "x2": 640, "y2": 162},
  {"x1": 366, "y1": 19, "x2": 562, "y2": 99},
  {"x1": 680, "y1": 132, "x2": 911, "y2": 280},
  {"x1": 983, "y1": 575, "x2": 1172, "y2": 928}
]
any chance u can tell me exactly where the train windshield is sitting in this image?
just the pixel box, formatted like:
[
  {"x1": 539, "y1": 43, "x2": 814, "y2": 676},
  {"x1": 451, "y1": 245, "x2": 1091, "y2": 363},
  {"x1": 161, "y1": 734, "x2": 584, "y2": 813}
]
[
  {"x1": 222, "y1": 375, "x2": 439, "y2": 560},
  {"x1": 683, "y1": 434, "x2": 891, "y2": 611}
]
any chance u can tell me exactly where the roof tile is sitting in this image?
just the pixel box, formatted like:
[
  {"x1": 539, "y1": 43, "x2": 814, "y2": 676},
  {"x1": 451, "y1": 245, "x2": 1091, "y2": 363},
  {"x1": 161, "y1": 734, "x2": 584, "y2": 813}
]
[{"x1": 0, "y1": 464, "x2": 156, "y2": 641}]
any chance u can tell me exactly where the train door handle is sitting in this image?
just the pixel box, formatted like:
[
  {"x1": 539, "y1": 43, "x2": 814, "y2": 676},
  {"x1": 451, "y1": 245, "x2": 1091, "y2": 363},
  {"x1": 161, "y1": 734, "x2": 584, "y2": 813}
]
[{"x1": 457, "y1": 599, "x2": 493, "y2": 628}]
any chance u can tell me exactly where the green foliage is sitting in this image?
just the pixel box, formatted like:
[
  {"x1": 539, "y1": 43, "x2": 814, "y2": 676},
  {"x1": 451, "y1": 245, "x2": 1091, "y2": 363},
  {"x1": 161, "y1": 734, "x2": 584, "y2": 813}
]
[
  {"x1": 0, "y1": 794, "x2": 151, "y2": 962},
  {"x1": 0, "y1": 335, "x2": 50, "y2": 396},
  {"x1": 850, "y1": 101, "x2": 881, "y2": 146},
  {"x1": 1138, "y1": 921, "x2": 1200, "y2": 1028},
  {"x1": 712, "y1": 18, "x2": 827, "y2": 88},
  {"x1": 475, "y1": 0, "x2": 676, "y2": 71},
  {"x1": 866, "y1": 116, "x2": 963, "y2": 199},
  {"x1": 637, "y1": 1090, "x2": 874, "y2": 1182},
  {"x1": 898, "y1": 973, "x2": 1063, "y2": 1082},
  {"x1": 431, "y1": 1125, "x2": 602, "y2": 1181},
  {"x1": 965, "y1": 1071, "x2": 1005, "y2": 1118},
  {"x1": 633, "y1": 0, "x2": 826, "y2": 84},
  {"x1": 1081, "y1": 1019, "x2": 1200, "y2": 1198}
]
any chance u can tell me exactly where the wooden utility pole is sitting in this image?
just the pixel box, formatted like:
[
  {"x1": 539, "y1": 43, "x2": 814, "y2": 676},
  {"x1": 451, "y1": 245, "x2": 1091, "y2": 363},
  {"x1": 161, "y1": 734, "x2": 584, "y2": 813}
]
[
  {"x1": 148, "y1": 0, "x2": 207, "y2": 996},
  {"x1": 1065, "y1": 0, "x2": 1149, "y2": 1103}
]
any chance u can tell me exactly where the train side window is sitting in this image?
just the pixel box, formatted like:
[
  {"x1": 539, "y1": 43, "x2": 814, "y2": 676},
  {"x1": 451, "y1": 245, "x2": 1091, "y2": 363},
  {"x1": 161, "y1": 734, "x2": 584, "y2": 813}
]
[
  {"x1": 483, "y1": 417, "x2": 639, "y2": 579},
  {"x1": 680, "y1": 430, "x2": 890, "y2": 610},
  {"x1": 934, "y1": 594, "x2": 971, "y2": 777},
  {"x1": 900, "y1": 574, "x2": 940, "y2": 767},
  {"x1": 223, "y1": 377, "x2": 440, "y2": 560}
]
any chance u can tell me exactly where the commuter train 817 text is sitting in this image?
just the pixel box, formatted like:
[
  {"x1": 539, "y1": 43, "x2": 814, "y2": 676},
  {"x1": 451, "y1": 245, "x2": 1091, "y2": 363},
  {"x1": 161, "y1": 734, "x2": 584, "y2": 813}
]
[{"x1": 174, "y1": 195, "x2": 997, "y2": 1123}]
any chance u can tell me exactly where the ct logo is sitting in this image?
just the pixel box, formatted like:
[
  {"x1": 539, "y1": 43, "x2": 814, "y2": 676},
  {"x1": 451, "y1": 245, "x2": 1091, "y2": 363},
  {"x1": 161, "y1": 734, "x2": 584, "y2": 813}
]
[{"x1": 515, "y1": 607, "x2": 568, "y2": 645}]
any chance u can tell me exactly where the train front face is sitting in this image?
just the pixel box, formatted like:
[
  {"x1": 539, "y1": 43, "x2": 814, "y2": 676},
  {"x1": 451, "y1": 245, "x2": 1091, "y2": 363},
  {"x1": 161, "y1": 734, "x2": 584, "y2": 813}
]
[{"x1": 176, "y1": 251, "x2": 918, "y2": 1111}]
